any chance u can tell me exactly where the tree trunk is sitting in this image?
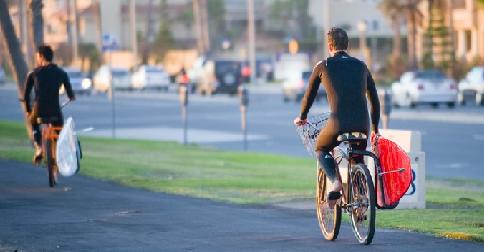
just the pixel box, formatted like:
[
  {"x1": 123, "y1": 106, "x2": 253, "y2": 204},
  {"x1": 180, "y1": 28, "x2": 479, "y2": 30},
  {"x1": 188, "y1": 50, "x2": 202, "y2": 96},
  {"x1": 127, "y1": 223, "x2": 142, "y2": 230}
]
[
  {"x1": 0, "y1": 0, "x2": 34, "y2": 141},
  {"x1": 407, "y1": 9, "x2": 418, "y2": 69},
  {"x1": 30, "y1": 0, "x2": 44, "y2": 48},
  {"x1": 93, "y1": 0, "x2": 102, "y2": 51},
  {"x1": 392, "y1": 16, "x2": 402, "y2": 59}
]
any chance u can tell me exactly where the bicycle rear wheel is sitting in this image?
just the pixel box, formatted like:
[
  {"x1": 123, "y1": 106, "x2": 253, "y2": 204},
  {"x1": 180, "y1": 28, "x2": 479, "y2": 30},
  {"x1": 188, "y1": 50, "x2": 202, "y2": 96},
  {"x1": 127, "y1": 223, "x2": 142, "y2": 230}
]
[
  {"x1": 316, "y1": 168, "x2": 341, "y2": 241},
  {"x1": 46, "y1": 140, "x2": 57, "y2": 187},
  {"x1": 349, "y1": 163, "x2": 375, "y2": 245}
]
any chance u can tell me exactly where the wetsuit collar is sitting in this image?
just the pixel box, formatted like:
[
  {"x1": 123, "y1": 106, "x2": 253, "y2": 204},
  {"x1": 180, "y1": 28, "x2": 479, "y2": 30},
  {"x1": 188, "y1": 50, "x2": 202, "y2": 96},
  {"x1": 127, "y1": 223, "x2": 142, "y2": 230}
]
[{"x1": 334, "y1": 51, "x2": 349, "y2": 58}]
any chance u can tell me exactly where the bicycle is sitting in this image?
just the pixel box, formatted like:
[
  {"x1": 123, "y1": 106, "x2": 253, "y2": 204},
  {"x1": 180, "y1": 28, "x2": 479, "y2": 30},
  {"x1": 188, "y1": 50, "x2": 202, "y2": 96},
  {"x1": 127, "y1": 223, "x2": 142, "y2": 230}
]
[
  {"x1": 39, "y1": 119, "x2": 63, "y2": 187},
  {"x1": 297, "y1": 117, "x2": 378, "y2": 245}
]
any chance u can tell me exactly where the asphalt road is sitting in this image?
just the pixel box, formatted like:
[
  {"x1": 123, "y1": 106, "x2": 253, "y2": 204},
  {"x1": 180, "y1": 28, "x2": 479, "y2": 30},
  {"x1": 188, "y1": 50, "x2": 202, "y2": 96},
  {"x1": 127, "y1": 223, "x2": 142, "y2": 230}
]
[
  {"x1": 1, "y1": 160, "x2": 482, "y2": 251},
  {"x1": 1, "y1": 86, "x2": 483, "y2": 180}
]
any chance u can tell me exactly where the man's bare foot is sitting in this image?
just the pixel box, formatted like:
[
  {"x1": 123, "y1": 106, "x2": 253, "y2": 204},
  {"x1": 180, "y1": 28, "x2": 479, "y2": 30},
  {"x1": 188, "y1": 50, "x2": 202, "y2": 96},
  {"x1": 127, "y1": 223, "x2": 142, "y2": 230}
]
[{"x1": 32, "y1": 144, "x2": 42, "y2": 165}]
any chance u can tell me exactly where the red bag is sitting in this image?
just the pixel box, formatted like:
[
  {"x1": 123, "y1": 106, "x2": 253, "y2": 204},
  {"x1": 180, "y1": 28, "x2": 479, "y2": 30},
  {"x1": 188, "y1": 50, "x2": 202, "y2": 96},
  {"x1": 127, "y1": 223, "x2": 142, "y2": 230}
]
[{"x1": 371, "y1": 133, "x2": 413, "y2": 209}]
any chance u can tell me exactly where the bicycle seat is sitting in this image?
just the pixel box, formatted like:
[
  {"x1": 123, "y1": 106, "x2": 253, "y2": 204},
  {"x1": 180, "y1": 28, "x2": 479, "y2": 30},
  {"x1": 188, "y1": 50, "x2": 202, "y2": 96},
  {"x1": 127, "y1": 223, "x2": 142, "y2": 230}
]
[
  {"x1": 337, "y1": 132, "x2": 367, "y2": 142},
  {"x1": 37, "y1": 117, "x2": 61, "y2": 125}
]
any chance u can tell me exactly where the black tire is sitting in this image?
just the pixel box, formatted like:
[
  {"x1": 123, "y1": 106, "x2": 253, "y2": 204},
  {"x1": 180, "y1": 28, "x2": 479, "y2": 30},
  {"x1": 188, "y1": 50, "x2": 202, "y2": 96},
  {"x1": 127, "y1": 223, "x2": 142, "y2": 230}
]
[
  {"x1": 45, "y1": 140, "x2": 57, "y2": 187},
  {"x1": 349, "y1": 164, "x2": 375, "y2": 245},
  {"x1": 431, "y1": 102, "x2": 439, "y2": 109},
  {"x1": 316, "y1": 169, "x2": 342, "y2": 241},
  {"x1": 409, "y1": 102, "x2": 416, "y2": 108},
  {"x1": 447, "y1": 102, "x2": 456, "y2": 108}
]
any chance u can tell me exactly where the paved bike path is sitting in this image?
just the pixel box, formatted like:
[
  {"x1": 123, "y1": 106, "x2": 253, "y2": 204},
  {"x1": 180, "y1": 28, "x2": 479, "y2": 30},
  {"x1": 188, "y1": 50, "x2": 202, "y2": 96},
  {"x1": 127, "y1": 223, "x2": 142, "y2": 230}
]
[{"x1": 0, "y1": 160, "x2": 482, "y2": 251}]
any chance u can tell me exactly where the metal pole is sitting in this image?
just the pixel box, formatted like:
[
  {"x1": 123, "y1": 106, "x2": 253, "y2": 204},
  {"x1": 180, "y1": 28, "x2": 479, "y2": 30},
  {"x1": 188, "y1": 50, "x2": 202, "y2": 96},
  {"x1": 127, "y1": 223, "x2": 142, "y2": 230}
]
[
  {"x1": 109, "y1": 50, "x2": 116, "y2": 139},
  {"x1": 183, "y1": 104, "x2": 187, "y2": 145},
  {"x1": 129, "y1": 0, "x2": 137, "y2": 56},
  {"x1": 247, "y1": 0, "x2": 255, "y2": 85},
  {"x1": 179, "y1": 86, "x2": 188, "y2": 145},
  {"x1": 241, "y1": 105, "x2": 247, "y2": 151},
  {"x1": 71, "y1": 0, "x2": 79, "y2": 61},
  {"x1": 323, "y1": 0, "x2": 331, "y2": 58}
]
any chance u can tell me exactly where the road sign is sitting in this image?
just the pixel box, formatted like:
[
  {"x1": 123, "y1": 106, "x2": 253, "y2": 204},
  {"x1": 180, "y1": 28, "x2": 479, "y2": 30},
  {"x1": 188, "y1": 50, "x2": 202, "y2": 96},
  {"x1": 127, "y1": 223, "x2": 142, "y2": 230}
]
[{"x1": 102, "y1": 33, "x2": 119, "y2": 52}]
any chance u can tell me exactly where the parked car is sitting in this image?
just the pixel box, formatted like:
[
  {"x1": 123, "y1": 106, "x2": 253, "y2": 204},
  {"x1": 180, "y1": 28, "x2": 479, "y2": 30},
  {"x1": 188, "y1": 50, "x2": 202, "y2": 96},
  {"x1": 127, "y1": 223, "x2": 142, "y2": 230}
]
[
  {"x1": 131, "y1": 65, "x2": 170, "y2": 90},
  {"x1": 282, "y1": 70, "x2": 325, "y2": 102},
  {"x1": 213, "y1": 59, "x2": 242, "y2": 95},
  {"x1": 63, "y1": 67, "x2": 91, "y2": 94},
  {"x1": 458, "y1": 66, "x2": 484, "y2": 106},
  {"x1": 189, "y1": 58, "x2": 217, "y2": 95},
  {"x1": 391, "y1": 70, "x2": 457, "y2": 108},
  {"x1": 93, "y1": 65, "x2": 131, "y2": 92}
]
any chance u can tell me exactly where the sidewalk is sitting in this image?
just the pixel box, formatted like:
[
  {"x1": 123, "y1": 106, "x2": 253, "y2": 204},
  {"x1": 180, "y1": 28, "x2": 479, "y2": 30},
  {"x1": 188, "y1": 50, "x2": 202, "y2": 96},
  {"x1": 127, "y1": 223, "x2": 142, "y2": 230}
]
[{"x1": 81, "y1": 126, "x2": 269, "y2": 144}]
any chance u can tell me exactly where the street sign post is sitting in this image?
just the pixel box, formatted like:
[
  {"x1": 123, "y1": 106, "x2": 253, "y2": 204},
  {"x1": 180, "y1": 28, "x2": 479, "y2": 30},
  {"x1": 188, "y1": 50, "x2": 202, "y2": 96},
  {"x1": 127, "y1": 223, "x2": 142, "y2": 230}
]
[
  {"x1": 239, "y1": 85, "x2": 249, "y2": 151},
  {"x1": 179, "y1": 85, "x2": 189, "y2": 145},
  {"x1": 102, "y1": 33, "x2": 119, "y2": 139}
]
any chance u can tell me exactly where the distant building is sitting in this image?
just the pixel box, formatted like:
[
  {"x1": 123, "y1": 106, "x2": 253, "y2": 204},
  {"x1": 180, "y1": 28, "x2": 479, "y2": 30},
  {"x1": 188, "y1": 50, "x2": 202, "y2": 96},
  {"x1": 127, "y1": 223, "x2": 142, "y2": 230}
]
[
  {"x1": 308, "y1": 0, "x2": 397, "y2": 66},
  {"x1": 414, "y1": 0, "x2": 484, "y2": 71}
]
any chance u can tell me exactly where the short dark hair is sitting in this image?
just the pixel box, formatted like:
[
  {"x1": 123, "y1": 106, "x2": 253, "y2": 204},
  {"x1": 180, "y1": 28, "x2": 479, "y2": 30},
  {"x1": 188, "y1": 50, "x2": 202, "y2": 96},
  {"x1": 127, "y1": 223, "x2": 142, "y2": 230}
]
[
  {"x1": 37, "y1": 45, "x2": 54, "y2": 62},
  {"x1": 327, "y1": 27, "x2": 349, "y2": 50}
]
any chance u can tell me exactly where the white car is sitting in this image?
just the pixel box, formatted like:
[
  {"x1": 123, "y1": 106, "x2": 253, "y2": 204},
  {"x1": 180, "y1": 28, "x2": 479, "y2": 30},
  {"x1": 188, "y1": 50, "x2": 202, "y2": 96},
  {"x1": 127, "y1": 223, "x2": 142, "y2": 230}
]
[
  {"x1": 458, "y1": 66, "x2": 484, "y2": 106},
  {"x1": 63, "y1": 67, "x2": 91, "y2": 94},
  {"x1": 93, "y1": 65, "x2": 132, "y2": 92},
  {"x1": 131, "y1": 65, "x2": 170, "y2": 90},
  {"x1": 391, "y1": 70, "x2": 457, "y2": 108}
]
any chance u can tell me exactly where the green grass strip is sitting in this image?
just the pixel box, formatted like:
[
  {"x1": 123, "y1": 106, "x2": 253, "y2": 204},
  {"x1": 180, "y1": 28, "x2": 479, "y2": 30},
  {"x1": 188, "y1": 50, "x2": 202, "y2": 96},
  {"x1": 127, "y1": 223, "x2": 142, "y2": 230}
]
[{"x1": 0, "y1": 120, "x2": 483, "y2": 242}]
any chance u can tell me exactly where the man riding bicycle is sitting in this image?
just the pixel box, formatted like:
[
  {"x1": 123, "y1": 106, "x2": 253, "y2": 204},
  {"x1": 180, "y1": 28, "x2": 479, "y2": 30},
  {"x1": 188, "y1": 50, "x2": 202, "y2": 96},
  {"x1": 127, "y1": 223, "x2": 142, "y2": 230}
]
[
  {"x1": 294, "y1": 27, "x2": 380, "y2": 207},
  {"x1": 24, "y1": 45, "x2": 76, "y2": 164}
]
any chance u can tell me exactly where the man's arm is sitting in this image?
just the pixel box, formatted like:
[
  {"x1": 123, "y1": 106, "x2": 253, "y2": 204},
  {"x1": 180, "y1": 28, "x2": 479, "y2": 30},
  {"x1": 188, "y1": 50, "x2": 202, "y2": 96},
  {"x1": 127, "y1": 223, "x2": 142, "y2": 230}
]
[
  {"x1": 23, "y1": 72, "x2": 34, "y2": 113},
  {"x1": 366, "y1": 67, "x2": 380, "y2": 133},
  {"x1": 299, "y1": 61, "x2": 323, "y2": 120},
  {"x1": 62, "y1": 71, "x2": 76, "y2": 100}
]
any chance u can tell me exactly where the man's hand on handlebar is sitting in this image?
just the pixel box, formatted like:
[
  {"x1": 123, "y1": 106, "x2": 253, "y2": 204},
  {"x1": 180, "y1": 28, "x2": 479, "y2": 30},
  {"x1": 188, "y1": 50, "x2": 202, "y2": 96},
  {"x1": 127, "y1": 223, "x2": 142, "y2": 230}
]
[{"x1": 293, "y1": 117, "x2": 307, "y2": 126}]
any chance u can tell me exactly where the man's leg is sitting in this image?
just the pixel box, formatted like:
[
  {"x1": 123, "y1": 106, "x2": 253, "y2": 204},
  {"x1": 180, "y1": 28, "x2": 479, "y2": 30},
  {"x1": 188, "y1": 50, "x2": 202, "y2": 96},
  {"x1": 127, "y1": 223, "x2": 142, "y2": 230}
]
[
  {"x1": 32, "y1": 123, "x2": 42, "y2": 164},
  {"x1": 317, "y1": 151, "x2": 337, "y2": 182},
  {"x1": 315, "y1": 123, "x2": 342, "y2": 206}
]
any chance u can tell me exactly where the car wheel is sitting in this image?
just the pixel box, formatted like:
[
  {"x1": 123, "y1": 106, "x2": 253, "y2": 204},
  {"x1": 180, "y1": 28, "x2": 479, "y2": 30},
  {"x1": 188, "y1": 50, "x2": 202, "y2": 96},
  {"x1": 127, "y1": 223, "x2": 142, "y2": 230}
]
[
  {"x1": 477, "y1": 93, "x2": 484, "y2": 106},
  {"x1": 409, "y1": 102, "x2": 417, "y2": 109},
  {"x1": 283, "y1": 96, "x2": 290, "y2": 103},
  {"x1": 431, "y1": 102, "x2": 439, "y2": 109},
  {"x1": 447, "y1": 102, "x2": 456, "y2": 108}
]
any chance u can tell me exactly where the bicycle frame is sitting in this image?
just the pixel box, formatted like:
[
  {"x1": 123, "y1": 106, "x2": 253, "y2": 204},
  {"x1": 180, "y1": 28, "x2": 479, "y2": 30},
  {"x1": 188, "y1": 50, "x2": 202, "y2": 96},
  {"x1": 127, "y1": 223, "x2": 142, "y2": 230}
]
[{"x1": 335, "y1": 144, "x2": 381, "y2": 211}]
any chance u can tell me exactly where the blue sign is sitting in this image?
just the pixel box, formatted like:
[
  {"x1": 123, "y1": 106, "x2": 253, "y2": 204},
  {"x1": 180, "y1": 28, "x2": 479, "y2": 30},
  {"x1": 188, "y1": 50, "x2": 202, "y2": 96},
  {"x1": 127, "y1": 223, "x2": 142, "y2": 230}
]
[{"x1": 102, "y1": 33, "x2": 119, "y2": 52}]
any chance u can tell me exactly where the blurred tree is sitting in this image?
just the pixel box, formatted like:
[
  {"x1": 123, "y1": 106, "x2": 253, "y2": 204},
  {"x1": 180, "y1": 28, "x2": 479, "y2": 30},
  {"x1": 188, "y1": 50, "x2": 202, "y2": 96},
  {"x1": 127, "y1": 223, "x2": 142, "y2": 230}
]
[
  {"x1": 422, "y1": 0, "x2": 453, "y2": 72},
  {"x1": 207, "y1": 0, "x2": 225, "y2": 51},
  {"x1": 149, "y1": 0, "x2": 175, "y2": 63},
  {"x1": 379, "y1": 0, "x2": 421, "y2": 70},
  {"x1": 141, "y1": 0, "x2": 155, "y2": 64},
  {"x1": 78, "y1": 43, "x2": 101, "y2": 74},
  {"x1": 29, "y1": 0, "x2": 43, "y2": 47},
  {"x1": 379, "y1": 0, "x2": 404, "y2": 60},
  {"x1": 151, "y1": 23, "x2": 175, "y2": 63},
  {"x1": 379, "y1": 0, "x2": 406, "y2": 79},
  {"x1": 270, "y1": 0, "x2": 317, "y2": 51},
  {"x1": 0, "y1": 0, "x2": 34, "y2": 141}
]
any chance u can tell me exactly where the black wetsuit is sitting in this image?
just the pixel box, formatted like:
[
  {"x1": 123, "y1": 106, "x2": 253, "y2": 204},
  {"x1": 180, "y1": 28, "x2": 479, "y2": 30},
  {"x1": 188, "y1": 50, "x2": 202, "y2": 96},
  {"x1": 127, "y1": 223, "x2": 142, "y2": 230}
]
[
  {"x1": 24, "y1": 64, "x2": 75, "y2": 146},
  {"x1": 299, "y1": 51, "x2": 380, "y2": 181}
]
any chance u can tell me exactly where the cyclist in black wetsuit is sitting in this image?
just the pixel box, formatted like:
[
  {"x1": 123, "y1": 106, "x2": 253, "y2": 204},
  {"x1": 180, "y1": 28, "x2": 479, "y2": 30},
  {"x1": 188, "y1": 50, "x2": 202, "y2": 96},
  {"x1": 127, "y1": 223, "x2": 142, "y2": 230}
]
[
  {"x1": 294, "y1": 27, "x2": 380, "y2": 206},
  {"x1": 24, "y1": 45, "x2": 75, "y2": 163}
]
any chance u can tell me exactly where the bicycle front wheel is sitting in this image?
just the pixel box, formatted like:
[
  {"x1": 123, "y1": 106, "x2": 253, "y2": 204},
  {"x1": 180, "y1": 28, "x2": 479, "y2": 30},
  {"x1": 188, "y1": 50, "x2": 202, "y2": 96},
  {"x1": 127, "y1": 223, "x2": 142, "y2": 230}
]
[
  {"x1": 349, "y1": 163, "x2": 375, "y2": 245},
  {"x1": 316, "y1": 168, "x2": 341, "y2": 241},
  {"x1": 46, "y1": 140, "x2": 57, "y2": 187}
]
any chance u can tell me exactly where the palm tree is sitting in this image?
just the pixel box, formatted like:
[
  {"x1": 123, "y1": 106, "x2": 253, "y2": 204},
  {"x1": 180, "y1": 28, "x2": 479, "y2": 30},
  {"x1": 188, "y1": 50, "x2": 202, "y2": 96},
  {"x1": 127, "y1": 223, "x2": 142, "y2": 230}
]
[
  {"x1": 0, "y1": 0, "x2": 34, "y2": 141},
  {"x1": 380, "y1": 0, "x2": 422, "y2": 69},
  {"x1": 379, "y1": 0, "x2": 404, "y2": 60}
]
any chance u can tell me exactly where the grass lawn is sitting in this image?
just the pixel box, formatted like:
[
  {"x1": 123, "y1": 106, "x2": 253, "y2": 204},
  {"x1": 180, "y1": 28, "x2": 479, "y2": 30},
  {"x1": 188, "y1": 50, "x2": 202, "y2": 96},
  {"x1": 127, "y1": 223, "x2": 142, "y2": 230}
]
[{"x1": 0, "y1": 120, "x2": 483, "y2": 242}]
